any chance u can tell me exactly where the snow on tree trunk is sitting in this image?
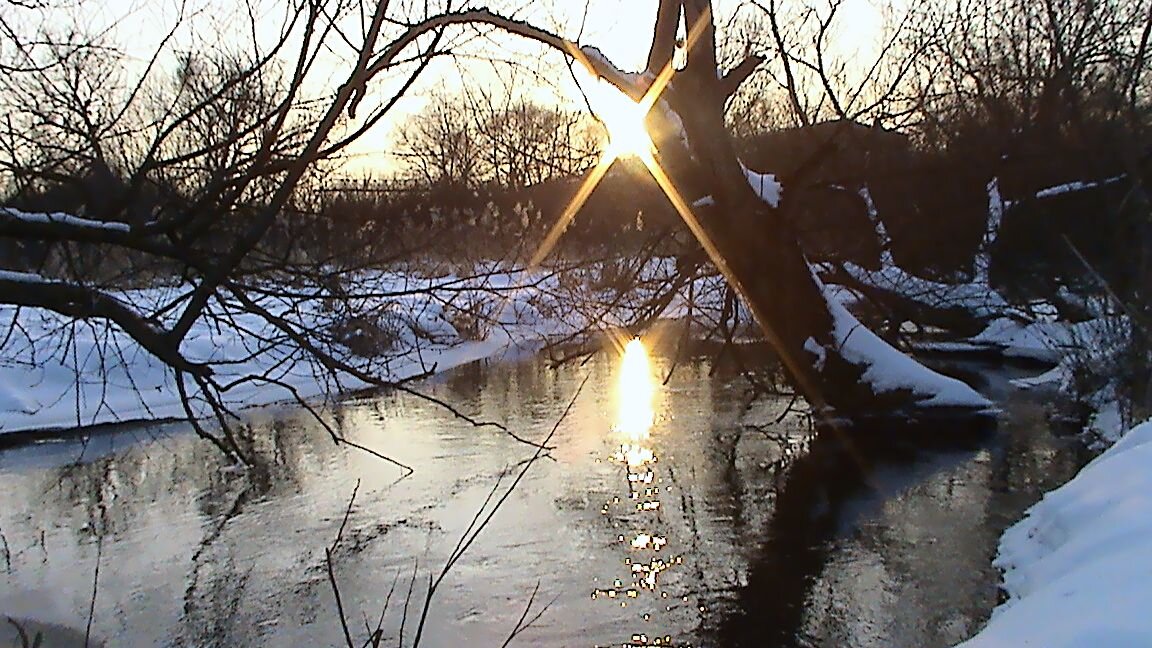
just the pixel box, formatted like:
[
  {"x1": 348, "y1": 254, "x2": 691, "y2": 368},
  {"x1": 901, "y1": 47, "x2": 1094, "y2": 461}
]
[
  {"x1": 818, "y1": 178, "x2": 1015, "y2": 336},
  {"x1": 628, "y1": 0, "x2": 990, "y2": 415}
]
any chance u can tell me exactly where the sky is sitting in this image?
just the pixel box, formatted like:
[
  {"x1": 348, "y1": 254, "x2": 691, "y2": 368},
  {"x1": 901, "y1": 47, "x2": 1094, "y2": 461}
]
[{"x1": 11, "y1": 0, "x2": 887, "y2": 176}]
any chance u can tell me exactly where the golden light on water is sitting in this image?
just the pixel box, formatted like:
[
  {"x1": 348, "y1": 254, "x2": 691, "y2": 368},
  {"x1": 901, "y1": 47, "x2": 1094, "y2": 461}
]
[
  {"x1": 568, "y1": 12, "x2": 714, "y2": 638},
  {"x1": 594, "y1": 336, "x2": 689, "y2": 638},
  {"x1": 615, "y1": 338, "x2": 656, "y2": 441}
]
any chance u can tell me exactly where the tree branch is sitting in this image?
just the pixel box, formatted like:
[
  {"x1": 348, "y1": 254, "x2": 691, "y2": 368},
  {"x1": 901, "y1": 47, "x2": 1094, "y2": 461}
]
[
  {"x1": 647, "y1": 0, "x2": 682, "y2": 76},
  {"x1": 720, "y1": 54, "x2": 765, "y2": 99},
  {"x1": 0, "y1": 275, "x2": 210, "y2": 377},
  {"x1": 355, "y1": 9, "x2": 637, "y2": 113}
]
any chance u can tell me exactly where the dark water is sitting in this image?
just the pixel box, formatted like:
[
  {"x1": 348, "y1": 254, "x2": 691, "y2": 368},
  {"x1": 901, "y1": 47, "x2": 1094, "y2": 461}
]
[{"x1": 0, "y1": 345, "x2": 1085, "y2": 647}]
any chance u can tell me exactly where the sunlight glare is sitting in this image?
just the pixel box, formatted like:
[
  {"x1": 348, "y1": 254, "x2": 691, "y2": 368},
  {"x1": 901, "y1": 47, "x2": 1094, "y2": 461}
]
[
  {"x1": 587, "y1": 79, "x2": 654, "y2": 158},
  {"x1": 615, "y1": 338, "x2": 656, "y2": 440}
]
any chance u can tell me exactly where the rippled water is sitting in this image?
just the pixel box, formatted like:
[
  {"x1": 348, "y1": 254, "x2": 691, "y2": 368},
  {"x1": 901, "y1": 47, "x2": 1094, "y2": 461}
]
[{"x1": 0, "y1": 342, "x2": 1085, "y2": 647}]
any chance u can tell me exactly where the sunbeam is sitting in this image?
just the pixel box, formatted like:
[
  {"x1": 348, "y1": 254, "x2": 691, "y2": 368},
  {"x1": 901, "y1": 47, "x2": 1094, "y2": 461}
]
[{"x1": 524, "y1": 9, "x2": 711, "y2": 272}]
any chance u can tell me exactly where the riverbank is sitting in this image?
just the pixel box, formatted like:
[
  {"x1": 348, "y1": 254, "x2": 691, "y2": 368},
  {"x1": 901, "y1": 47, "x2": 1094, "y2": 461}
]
[
  {"x1": 947, "y1": 309, "x2": 1152, "y2": 646},
  {"x1": 958, "y1": 417, "x2": 1152, "y2": 646},
  {"x1": 0, "y1": 260, "x2": 716, "y2": 435}
]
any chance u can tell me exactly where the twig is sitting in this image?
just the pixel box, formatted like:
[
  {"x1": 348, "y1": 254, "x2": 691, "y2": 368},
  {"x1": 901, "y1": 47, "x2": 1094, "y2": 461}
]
[
  {"x1": 398, "y1": 561, "x2": 419, "y2": 648},
  {"x1": 410, "y1": 373, "x2": 590, "y2": 646},
  {"x1": 1065, "y1": 236, "x2": 1152, "y2": 338},
  {"x1": 501, "y1": 581, "x2": 559, "y2": 647},
  {"x1": 84, "y1": 533, "x2": 102, "y2": 647},
  {"x1": 327, "y1": 480, "x2": 361, "y2": 648},
  {"x1": 360, "y1": 569, "x2": 401, "y2": 648}
]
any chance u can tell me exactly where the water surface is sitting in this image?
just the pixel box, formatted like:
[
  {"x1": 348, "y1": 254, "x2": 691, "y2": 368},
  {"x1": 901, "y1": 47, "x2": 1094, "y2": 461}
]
[{"x1": 0, "y1": 344, "x2": 1085, "y2": 646}]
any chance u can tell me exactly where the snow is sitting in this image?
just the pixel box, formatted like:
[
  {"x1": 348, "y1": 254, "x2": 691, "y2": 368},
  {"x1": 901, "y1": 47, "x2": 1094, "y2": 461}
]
[
  {"x1": 803, "y1": 336, "x2": 827, "y2": 371},
  {"x1": 1, "y1": 206, "x2": 132, "y2": 233},
  {"x1": 976, "y1": 179, "x2": 1003, "y2": 283},
  {"x1": 824, "y1": 289, "x2": 992, "y2": 408},
  {"x1": 1033, "y1": 175, "x2": 1124, "y2": 199},
  {"x1": 858, "y1": 186, "x2": 888, "y2": 262},
  {"x1": 958, "y1": 419, "x2": 1152, "y2": 647},
  {"x1": 840, "y1": 261, "x2": 1012, "y2": 319},
  {"x1": 998, "y1": 314, "x2": 1133, "y2": 443},
  {"x1": 837, "y1": 178, "x2": 1014, "y2": 321},
  {"x1": 0, "y1": 259, "x2": 706, "y2": 434},
  {"x1": 964, "y1": 317, "x2": 1071, "y2": 363},
  {"x1": 741, "y1": 165, "x2": 782, "y2": 207},
  {"x1": 0, "y1": 269, "x2": 51, "y2": 284},
  {"x1": 0, "y1": 268, "x2": 553, "y2": 432},
  {"x1": 984, "y1": 177, "x2": 1004, "y2": 237}
]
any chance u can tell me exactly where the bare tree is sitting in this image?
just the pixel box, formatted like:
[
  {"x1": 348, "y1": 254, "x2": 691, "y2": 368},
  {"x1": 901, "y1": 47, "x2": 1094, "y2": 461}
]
[
  {"x1": 0, "y1": 0, "x2": 530, "y2": 459},
  {"x1": 905, "y1": 0, "x2": 1152, "y2": 155},
  {"x1": 396, "y1": 85, "x2": 601, "y2": 191},
  {"x1": 394, "y1": 90, "x2": 482, "y2": 191},
  {"x1": 348, "y1": 1, "x2": 989, "y2": 414},
  {"x1": 0, "y1": 0, "x2": 997, "y2": 467}
]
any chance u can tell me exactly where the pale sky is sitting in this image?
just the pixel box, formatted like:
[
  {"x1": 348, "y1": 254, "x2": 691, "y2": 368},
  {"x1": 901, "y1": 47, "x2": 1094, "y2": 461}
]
[{"x1": 12, "y1": 0, "x2": 888, "y2": 176}]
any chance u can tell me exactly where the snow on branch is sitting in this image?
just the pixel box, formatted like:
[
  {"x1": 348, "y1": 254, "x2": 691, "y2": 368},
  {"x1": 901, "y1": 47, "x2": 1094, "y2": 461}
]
[
  {"x1": 1, "y1": 206, "x2": 131, "y2": 233},
  {"x1": 742, "y1": 165, "x2": 782, "y2": 208},
  {"x1": 356, "y1": 10, "x2": 640, "y2": 114},
  {"x1": 1034, "y1": 174, "x2": 1124, "y2": 199},
  {"x1": 822, "y1": 290, "x2": 993, "y2": 409},
  {"x1": 0, "y1": 269, "x2": 51, "y2": 284},
  {"x1": 822, "y1": 180, "x2": 1014, "y2": 327}
]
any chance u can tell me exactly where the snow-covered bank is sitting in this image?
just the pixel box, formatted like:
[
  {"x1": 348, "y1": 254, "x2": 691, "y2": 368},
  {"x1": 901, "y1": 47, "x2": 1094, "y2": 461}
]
[
  {"x1": 0, "y1": 261, "x2": 687, "y2": 434},
  {"x1": 1, "y1": 252, "x2": 998, "y2": 436},
  {"x1": 958, "y1": 419, "x2": 1152, "y2": 647}
]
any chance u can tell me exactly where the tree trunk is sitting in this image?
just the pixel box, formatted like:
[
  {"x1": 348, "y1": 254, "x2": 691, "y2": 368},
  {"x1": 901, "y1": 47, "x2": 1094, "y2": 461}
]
[
  {"x1": 642, "y1": 1, "x2": 989, "y2": 415},
  {"x1": 370, "y1": 1, "x2": 992, "y2": 416}
]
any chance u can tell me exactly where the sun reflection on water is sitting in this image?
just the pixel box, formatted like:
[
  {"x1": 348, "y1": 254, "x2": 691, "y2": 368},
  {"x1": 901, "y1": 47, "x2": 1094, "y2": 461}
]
[
  {"x1": 593, "y1": 337, "x2": 691, "y2": 646},
  {"x1": 615, "y1": 338, "x2": 656, "y2": 440}
]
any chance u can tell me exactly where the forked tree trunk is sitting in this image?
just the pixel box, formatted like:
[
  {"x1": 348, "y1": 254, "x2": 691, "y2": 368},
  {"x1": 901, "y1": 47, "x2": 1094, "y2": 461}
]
[
  {"x1": 368, "y1": 0, "x2": 991, "y2": 415},
  {"x1": 637, "y1": 0, "x2": 989, "y2": 415}
]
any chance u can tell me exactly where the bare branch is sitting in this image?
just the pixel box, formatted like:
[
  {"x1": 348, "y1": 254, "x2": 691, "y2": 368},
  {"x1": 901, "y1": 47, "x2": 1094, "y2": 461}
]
[
  {"x1": 720, "y1": 54, "x2": 765, "y2": 99},
  {"x1": 647, "y1": 0, "x2": 682, "y2": 76}
]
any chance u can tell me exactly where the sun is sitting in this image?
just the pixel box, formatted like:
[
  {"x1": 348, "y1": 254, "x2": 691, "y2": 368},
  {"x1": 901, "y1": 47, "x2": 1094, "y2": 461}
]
[{"x1": 586, "y1": 79, "x2": 655, "y2": 159}]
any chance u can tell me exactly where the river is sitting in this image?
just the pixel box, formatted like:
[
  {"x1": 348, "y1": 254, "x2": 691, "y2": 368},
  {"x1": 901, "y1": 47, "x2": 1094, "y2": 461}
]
[{"x1": 0, "y1": 339, "x2": 1086, "y2": 647}]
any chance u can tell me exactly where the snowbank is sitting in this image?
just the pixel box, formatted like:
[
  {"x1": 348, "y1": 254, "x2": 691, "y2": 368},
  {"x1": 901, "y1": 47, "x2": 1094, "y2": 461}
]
[
  {"x1": 824, "y1": 292, "x2": 992, "y2": 409},
  {"x1": 0, "y1": 259, "x2": 725, "y2": 435},
  {"x1": 958, "y1": 420, "x2": 1152, "y2": 647}
]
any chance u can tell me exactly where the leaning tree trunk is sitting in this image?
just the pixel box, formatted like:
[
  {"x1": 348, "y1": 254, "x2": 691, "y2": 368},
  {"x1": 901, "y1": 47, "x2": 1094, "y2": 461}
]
[
  {"x1": 635, "y1": 0, "x2": 989, "y2": 415},
  {"x1": 360, "y1": 0, "x2": 990, "y2": 416},
  {"x1": 658, "y1": 77, "x2": 878, "y2": 412}
]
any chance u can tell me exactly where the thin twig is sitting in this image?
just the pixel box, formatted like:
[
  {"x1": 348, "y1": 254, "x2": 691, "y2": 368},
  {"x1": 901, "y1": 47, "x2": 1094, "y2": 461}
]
[
  {"x1": 411, "y1": 373, "x2": 590, "y2": 646},
  {"x1": 500, "y1": 581, "x2": 559, "y2": 647},
  {"x1": 326, "y1": 480, "x2": 361, "y2": 648},
  {"x1": 84, "y1": 534, "x2": 102, "y2": 647}
]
